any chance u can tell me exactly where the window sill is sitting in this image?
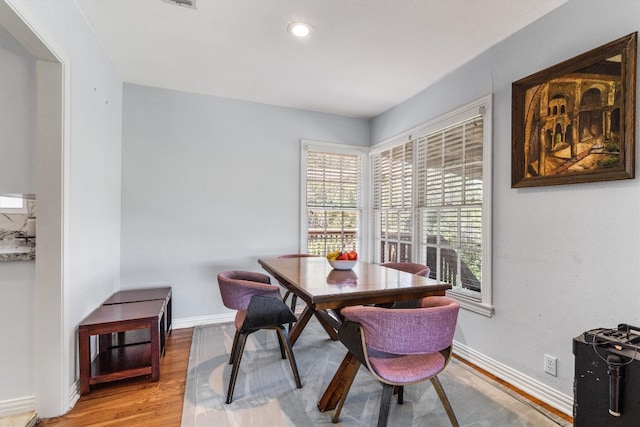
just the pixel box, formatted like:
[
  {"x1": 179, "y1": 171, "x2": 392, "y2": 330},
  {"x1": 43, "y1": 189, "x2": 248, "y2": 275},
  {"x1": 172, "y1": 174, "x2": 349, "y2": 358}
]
[{"x1": 446, "y1": 289, "x2": 494, "y2": 317}]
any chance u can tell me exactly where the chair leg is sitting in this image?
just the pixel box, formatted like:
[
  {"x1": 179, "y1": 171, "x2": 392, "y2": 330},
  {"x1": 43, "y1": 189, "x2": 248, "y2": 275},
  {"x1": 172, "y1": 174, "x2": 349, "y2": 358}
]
[
  {"x1": 289, "y1": 294, "x2": 298, "y2": 331},
  {"x1": 430, "y1": 376, "x2": 459, "y2": 427},
  {"x1": 331, "y1": 363, "x2": 360, "y2": 423},
  {"x1": 226, "y1": 332, "x2": 248, "y2": 404},
  {"x1": 275, "y1": 327, "x2": 302, "y2": 389},
  {"x1": 376, "y1": 383, "x2": 395, "y2": 427},
  {"x1": 276, "y1": 328, "x2": 287, "y2": 359},
  {"x1": 396, "y1": 385, "x2": 404, "y2": 404},
  {"x1": 281, "y1": 289, "x2": 298, "y2": 331},
  {"x1": 229, "y1": 329, "x2": 240, "y2": 364}
]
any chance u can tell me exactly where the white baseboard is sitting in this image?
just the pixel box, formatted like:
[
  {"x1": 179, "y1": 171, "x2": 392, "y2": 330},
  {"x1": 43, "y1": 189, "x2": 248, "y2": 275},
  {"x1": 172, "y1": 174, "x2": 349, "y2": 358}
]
[
  {"x1": 171, "y1": 300, "x2": 309, "y2": 330},
  {"x1": 0, "y1": 395, "x2": 34, "y2": 417},
  {"x1": 1, "y1": 369, "x2": 85, "y2": 418},
  {"x1": 69, "y1": 380, "x2": 80, "y2": 413},
  {"x1": 453, "y1": 340, "x2": 573, "y2": 416},
  {"x1": 172, "y1": 313, "x2": 234, "y2": 330}
]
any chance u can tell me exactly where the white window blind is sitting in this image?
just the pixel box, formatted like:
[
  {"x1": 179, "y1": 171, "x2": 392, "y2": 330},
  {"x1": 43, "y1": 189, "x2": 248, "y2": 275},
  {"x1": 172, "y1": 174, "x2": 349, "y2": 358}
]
[
  {"x1": 304, "y1": 146, "x2": 363, "y2": 255},
  {"x1": 371, "y1": 142, "x2": 413, "y2": 263},
  {"x1": 416, "y1": 115, "x2": 484, "y2": 293}
]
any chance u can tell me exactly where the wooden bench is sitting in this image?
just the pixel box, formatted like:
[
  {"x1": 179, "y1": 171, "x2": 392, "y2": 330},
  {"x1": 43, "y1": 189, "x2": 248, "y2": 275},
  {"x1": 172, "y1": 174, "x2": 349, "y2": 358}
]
[
  {"x1": 78, "y1": 287, "x2": 172, "y2": 395},
  {"x1": 102, "y1": 287, "x2": 172, "y2": 354}
]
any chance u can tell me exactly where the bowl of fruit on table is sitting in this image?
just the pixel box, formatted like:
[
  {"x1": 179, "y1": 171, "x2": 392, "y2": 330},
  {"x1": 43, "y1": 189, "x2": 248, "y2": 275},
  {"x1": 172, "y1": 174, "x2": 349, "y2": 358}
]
[{"x1": 326, "y1": 250, "x2": 358, "y2": 270}]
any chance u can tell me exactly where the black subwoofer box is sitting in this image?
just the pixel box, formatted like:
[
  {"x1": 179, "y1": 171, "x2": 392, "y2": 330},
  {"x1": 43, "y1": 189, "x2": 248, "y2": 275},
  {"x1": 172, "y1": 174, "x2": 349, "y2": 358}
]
[{"x1": 573, "y1": 326, "x2": 640, "y2": 426}]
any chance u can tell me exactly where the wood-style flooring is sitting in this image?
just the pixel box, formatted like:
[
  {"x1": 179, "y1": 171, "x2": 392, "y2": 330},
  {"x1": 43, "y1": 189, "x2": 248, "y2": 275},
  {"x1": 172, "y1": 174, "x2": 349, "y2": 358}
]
[
  {"x1": 32, "y1": 325, "x2": 572, "y2": 426},
  {"x1": 36, "y1": 327, "x2": 193, "y2": 427}
]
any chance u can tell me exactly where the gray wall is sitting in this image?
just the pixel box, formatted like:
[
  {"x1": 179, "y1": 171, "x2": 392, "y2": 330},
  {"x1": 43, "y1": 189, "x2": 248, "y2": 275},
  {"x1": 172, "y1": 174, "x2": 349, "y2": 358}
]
[
  {"x1": 372, "y1": 0, "x2": 640, "y2": 398},
  {"x1": 121, "y1": 84, "x2": 369, "y2": 319}
]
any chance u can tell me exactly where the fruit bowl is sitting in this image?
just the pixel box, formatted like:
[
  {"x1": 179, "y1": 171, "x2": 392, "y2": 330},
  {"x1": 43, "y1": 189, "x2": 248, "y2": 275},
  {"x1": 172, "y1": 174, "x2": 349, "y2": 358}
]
[{"x1": 328, "y1": 259, "x2": 357, "y2": 270}]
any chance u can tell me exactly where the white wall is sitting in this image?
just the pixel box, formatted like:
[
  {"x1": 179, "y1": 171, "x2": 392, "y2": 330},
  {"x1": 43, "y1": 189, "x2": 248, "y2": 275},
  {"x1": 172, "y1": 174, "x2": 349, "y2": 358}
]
[
  {"x1": 0, "y1": 23, "x2": 35, "y2": 194},
  {"x1": 120, "y1": 84, "x2": 369, "y2": 321},
  {"x1": 1, "y1": 0, "x2": 123, "y2": 417},
  {"x1": 21, "y1": 0, "x2": 123, "y2": 390},
  {"x1": 0, "y1": 21, "x2": 36, "y2": 408},
  {"x1": 0, "y1": 262, "x2": 35, "y2": 407},
  {"x1": 372, "y1": 0, "x2": 640, "y2": 403}
]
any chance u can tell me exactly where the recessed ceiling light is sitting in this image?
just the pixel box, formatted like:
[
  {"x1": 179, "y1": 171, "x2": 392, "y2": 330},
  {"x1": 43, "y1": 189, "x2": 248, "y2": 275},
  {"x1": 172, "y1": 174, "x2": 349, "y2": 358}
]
[{"x1": 288, "y1": 22, "x2": 313, "y2": 38}]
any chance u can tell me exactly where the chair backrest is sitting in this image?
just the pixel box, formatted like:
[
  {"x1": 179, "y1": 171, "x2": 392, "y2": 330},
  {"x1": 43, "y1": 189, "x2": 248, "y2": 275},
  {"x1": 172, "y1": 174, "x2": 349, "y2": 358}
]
[
  {"x1": 217, "y1": 270, "x2": 281, "y2": 311},
  {"x1": 381, "y1": 262, "x2": 430, "y2": 277},
  {"x1": 340, "y1": 297, "x2": 459, "y2": 355}
]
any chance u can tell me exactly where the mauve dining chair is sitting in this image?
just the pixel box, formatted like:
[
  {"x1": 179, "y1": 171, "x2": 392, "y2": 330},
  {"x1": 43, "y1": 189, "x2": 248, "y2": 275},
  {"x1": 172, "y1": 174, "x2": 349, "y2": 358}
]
[
  {"x1": 333, "y1": 296, "x2": 460, "y2": 427},
  {"x1": 381, "y1": 262, "x2": 431, "y2": 308},
  {"x1": 381, "y1": 261, "x2": 430, "y2": 277},
  {"x1": 217, "y1": 270, "x2": 302, "y2": 403}
]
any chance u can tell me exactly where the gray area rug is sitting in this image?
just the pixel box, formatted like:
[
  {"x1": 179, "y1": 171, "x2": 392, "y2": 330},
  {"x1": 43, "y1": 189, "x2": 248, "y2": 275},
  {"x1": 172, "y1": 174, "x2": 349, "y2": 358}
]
[{"x1": 181, "y1": 318, "x2": 570, "y2": 426}]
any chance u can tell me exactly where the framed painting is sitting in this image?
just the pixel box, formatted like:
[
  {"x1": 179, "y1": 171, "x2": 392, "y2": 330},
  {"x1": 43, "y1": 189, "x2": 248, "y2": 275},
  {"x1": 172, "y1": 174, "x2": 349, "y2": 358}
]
[{"x1": 512, "y1": 32, "x2": 637, "y2": 188}]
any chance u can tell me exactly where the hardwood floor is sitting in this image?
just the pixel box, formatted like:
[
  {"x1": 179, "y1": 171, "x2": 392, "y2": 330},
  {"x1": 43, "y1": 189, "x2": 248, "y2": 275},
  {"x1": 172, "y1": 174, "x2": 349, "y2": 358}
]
[
  {"x1": 453, "y1": 356, "x2": 573, "y2": 424},
  {"x1": 37, "y1": 327, "x2": 193, "y2": 427}
]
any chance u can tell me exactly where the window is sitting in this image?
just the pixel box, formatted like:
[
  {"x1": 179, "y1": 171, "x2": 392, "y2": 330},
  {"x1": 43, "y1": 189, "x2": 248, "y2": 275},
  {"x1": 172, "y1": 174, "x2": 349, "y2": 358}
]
[
  {"x1": 301, "y1": 141, "x2": 366, "y2": 256},
  {"x1": 371, "y1": 141, "x2": 413, "y2": 263},
  {"x1": 371, "y1": 95, "x2": 493, "y2": 316},
  {"x1": 0, "y1": 195, "x2": 28, "y2": 214}
]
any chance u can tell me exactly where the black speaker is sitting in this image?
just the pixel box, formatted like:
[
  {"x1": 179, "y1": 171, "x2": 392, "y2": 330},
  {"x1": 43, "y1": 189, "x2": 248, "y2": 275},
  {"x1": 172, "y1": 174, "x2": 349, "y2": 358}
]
[{"x1": 573, "y1": 325, "x2": 640, "y2": 426}]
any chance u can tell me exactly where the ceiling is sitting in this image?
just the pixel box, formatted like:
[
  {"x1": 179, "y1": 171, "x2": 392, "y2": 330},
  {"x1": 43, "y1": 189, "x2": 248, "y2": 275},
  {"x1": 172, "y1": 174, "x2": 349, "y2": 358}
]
[{"x1": 76, "y1": 0, "x2": 568, "y2": 119}]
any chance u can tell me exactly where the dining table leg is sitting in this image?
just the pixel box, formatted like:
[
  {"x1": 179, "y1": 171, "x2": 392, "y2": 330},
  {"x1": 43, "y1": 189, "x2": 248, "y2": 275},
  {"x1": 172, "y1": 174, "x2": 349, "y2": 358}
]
[
  {"x1": 313, "y1": 310, "x2": 339, "y2": 341},
  {"x1": 290, "y1": 304, "x2": 340, "y2": 345},
  {"x1": 317, "y1": 352, "x2": 361, "y2": 412},
  {"x1": 289, "y1": 305, "x2": 314, "y2": 346}
]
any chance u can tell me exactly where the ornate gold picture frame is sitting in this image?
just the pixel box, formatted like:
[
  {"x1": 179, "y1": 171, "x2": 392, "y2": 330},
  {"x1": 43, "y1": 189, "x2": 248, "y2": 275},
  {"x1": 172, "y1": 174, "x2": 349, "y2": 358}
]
[{"x1": 512, "y1": 33, "x2": 637, "y2": 188}]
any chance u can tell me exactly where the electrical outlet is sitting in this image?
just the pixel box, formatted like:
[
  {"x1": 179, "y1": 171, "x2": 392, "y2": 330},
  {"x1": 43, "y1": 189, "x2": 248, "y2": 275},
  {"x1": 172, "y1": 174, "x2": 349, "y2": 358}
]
[{"x1": 544, "y1": 354, "x2": 557, "y2": 376}]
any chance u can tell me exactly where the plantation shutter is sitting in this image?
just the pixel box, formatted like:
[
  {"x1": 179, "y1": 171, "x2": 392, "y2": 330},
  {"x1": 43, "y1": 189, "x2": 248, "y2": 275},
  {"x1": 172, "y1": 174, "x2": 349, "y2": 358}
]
[
  {"x1": 416, "y1": 115, "x2": 484, "y2": 291},
  {"x1": 371, "y1": 141, "x2": 413, "y2": 263},
  {"x1": 305, "y1": 149, "x2": 362, "y2": 255}
]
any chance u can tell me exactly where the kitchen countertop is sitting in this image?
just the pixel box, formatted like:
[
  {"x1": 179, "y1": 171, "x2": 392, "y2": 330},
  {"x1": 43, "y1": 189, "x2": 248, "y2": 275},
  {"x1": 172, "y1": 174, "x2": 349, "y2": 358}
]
[{"x1": 0, "y1": 238, "x2": 36, "y2": 261}]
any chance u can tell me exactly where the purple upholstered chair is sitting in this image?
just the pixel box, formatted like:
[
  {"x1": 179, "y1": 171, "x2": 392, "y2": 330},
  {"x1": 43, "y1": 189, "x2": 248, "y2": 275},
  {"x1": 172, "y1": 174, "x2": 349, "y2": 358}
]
[
  {"x1": 381, "y1": 262, "x2": 431, "y2": 308},
  {"x1": 217, "y1": 270, "x2": 302, "y2": 403},
  {"x1": 333, "y1": 297, "x2": 460, "y2": 427},
  {"x1": 381, "y1": 261, "x2": 430, "y2": 277}
]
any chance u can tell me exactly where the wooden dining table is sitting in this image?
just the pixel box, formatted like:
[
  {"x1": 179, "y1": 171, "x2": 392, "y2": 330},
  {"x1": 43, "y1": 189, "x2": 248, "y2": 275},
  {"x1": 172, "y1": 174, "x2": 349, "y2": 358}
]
[{"x1": 257, "y1": 256, "x2": 452, "y2": 412}]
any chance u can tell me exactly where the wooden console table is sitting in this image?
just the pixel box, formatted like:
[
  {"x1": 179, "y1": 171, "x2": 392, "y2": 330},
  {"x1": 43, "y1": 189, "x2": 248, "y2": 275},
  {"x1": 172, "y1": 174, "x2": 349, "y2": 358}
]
[{"x1": 78, "y1": 300, "x2": 165, "y2": 395}]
